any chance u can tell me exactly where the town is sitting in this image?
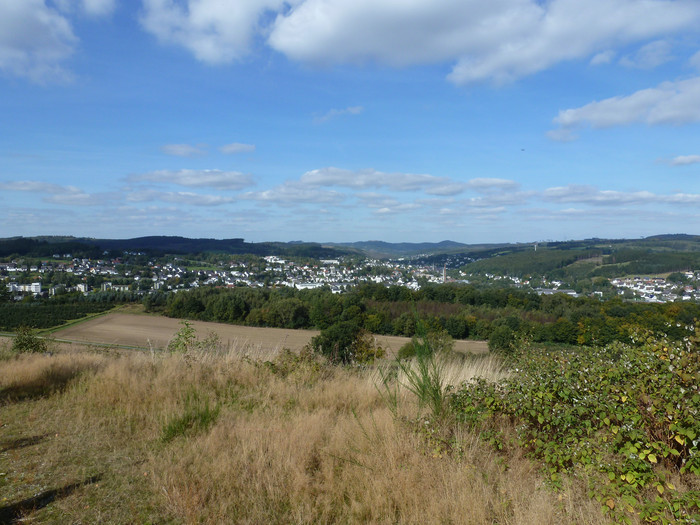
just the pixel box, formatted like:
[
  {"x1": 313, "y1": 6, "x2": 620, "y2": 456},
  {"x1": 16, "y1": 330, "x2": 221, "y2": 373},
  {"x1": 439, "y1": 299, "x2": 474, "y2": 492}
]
[{"x1": 2, "y1": 252, "x2": 700, "y2": 304}]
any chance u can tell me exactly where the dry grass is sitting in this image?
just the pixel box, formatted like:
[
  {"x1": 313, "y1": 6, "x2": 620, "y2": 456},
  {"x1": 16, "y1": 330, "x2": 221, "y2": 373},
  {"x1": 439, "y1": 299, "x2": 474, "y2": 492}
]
[
  {"x1": 0, "y1": 342, "x2": 609, "y2": 524},
  {"x1": 50, "y1": 312, "x2": 489, "y2": 355}
]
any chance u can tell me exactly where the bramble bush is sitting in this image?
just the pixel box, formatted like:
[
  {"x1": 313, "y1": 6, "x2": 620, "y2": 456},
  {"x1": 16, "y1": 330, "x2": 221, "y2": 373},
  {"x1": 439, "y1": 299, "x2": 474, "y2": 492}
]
[{"x1": 450, "y1": 330, "x2": 700, "y2": 523}]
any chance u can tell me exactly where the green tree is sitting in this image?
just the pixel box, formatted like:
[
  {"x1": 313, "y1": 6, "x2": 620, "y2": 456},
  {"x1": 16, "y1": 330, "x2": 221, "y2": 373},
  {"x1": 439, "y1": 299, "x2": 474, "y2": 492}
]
[
  {"x1": 310, "y1": 321, "x2": 383, "y2": 364},
  {"x1": 12, "y1": 326, "x2": 48, "y2": 354}
]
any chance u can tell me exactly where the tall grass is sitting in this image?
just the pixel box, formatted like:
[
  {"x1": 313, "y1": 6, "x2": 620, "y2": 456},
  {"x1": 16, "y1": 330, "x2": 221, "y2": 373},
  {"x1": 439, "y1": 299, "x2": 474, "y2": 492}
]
[{"x1": 0, "y1": 340, "x2": 609, "y2": 524}]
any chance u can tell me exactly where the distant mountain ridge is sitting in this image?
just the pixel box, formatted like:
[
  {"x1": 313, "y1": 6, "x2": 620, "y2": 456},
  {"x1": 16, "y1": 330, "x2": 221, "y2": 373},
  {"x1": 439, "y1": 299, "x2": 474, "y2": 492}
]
[{"x1": 1, "y1": 234, "x2": 699, "y2": 263}]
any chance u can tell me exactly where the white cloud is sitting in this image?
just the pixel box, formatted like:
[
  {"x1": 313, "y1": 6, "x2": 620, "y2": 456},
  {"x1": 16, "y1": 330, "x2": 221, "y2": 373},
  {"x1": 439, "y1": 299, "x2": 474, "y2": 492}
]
[
  {"x1": 161, "y1": 143, "x2": 207, "y2": 157},
  {"x1": 269, "y1": 0, "x2": 700, "y2": 85},
  {"x1": 81, "y1": 0, "x2": 116, "y2": 17},
  {"x1": 546, "y1": 128, "x2": 578, "y2": 142},
  {"x1": 220, "y1": 142, "x2": 256, "y2": 154},
  {"x1": 44, "y1": 192, "x2": 112, "y2": 206},
  {"x1": 136, "y1": 1, "x2": 700, "y2": 85},
  {"x1": 0, "y1": 180, "x2": 115, "y2": 206},
  {"x1": 314, "y1": 106, "x2": 364, "y2": 124},
  {"x1": 241, "y1": 182, "x2": 345, "y2": 205},
  {"x1": 0, "y1": 0, "x2": 77, "y2": 82},
  {"x1": 139, "y1": 0, "x2": 288, "y2": 64},
  {"x1": 590, "y1": 50, "x2": 615, "y2": 65},
  {"x1": 466, "y1": 178, "x2": 520, "y2": 192},
  {"x1": 670, "y1": 155, "x2": 700, "y2": 166},
  {"x1": 542, "y1": 184, "x2": 700, "y2": 206},
  {"x1": 129, "y1": 169, "x2": 254, "y2": 190},
  {"x1": 127, "y1": 190, "x2": 234, "y2": 206},
  {"x1": 619, "y1": 40, "x2": 673, "y2": 69},
  {"x1": 300, "y1": 167, "x2": 447, "y2": 191},
  {"x1": 691, "y1": 49, "x2": 700, "y2": 70},
  {"x1": 0, "y1": 180, "x2": 77, "y2": 193},
  {"x1": 550, "y1": 76, "x2": 700, "y2": 136}
]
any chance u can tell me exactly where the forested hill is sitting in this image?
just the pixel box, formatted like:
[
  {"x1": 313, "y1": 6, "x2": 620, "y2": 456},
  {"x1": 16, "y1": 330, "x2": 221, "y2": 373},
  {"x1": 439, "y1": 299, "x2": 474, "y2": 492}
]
[
  {"x1": 0, "y1": 236, "x2": 352, "y2": 259},
  {"x1": 327, "y1": 240, "x2": 483, "y2": 258},
  {"x1": 461, "y1": 235, "x2": 700, "y2": 280}
]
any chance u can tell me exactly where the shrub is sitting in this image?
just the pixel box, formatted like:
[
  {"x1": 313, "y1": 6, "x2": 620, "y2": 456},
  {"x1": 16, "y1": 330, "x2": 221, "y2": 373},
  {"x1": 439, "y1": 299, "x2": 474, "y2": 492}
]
[
  {"x1": 398, "y1": 341, "x2": 417, "y2": 360},
  {"x1": 451, "y1": 332, "x2": 700, "y2": 522},
  {"x1": 12, "y1": 326, "x2": 48, "y2": 354},
  {"x1": 311, "y1": 321, "x2": 384, "y2": 364},
  {"x1": 487, "y1": 325, "x2": 515, "y2": 355}
]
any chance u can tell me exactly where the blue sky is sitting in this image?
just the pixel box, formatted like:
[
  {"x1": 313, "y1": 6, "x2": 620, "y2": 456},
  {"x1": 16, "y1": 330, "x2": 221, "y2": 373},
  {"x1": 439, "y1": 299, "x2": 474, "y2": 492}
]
[{"x1": 1, "y1": 0, "x2": 700, "y2": 244}]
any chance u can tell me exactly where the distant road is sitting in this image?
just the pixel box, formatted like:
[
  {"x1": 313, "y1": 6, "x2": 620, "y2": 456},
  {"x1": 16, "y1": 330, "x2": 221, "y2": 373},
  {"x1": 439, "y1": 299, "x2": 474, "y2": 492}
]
[{"x1": 50, "y1": 313, "x2": 489, "y2": 355}]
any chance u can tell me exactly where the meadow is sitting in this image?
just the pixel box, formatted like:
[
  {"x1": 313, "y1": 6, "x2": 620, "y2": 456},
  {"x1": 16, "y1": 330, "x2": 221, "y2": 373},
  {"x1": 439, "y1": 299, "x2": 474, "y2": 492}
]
[
  {"x1": 1, "y1": 332, "x2": 604, "y2": 524},
  {"x1": 1, "y1": 319, "x2": 696, "y2": 523}
]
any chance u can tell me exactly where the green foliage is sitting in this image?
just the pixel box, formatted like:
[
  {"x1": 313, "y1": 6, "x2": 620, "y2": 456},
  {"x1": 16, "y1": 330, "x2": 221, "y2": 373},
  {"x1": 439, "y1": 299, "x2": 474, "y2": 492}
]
[
  {"x1": 161, "y1": 389, "x2": 220, "y2": 443},
  {"x1": 487, "y1": 325, "x2": 516, "y2": 355},
  {"x1": 397, "y1": 341, "x2": 417, "y2": 360},
  {"x1": 167, "y1": 321, "x2": 223, "y2": 354},
  {"x1": 154, "y1": 281, "x2": 700, "y2": 351},
  {"x1": 11, "y1": 326, "x2": 48, "y2": 354},
  {"x1": 0, "y1": 301, "x2": 114, "y2": 331},
  {"x1": 167, "y1": 321, "x2": 198, "y2": 353},
  {"x1": 310, "y1": 321, "x2": 384, "y2": 364},
  {"x1": 451, "y1": 332, "x2": 700, "y2": 522},
  {"x1": 394, "y1": 331, "x2": 451, "y2": 421}
]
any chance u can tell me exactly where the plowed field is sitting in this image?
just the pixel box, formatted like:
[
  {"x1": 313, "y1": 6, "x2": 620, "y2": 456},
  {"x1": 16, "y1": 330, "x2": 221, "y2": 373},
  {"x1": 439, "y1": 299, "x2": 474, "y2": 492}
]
[{"x1": 52, "y1": 313, "x2": 488, "y2": 355}]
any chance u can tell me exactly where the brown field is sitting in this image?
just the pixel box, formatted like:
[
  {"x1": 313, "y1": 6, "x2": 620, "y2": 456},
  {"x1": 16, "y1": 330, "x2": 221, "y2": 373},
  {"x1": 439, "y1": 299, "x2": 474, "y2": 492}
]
[{"x1": 51, "y1": 312, "x2": 489, "y2": 355}]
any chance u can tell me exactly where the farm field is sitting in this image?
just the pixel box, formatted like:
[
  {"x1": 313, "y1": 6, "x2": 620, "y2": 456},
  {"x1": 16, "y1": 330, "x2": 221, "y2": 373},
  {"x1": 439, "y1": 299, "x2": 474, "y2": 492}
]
[{"x1": 50, "y1": 312, "x2": 489, "y2": 355}]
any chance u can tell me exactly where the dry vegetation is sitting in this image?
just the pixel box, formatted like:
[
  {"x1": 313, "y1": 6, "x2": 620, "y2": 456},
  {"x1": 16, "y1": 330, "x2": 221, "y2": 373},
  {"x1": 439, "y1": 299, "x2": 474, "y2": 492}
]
[
  {"x1": 50, "y1": 312, "x2": 489, "y2": 355},
  {"x1": 0, "y1": 336, "x2": 607, "y2": 524}
]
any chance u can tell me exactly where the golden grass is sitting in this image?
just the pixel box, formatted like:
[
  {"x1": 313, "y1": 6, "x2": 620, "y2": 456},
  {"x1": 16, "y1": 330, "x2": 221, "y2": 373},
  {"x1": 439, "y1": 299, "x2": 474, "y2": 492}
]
[{"x1": 0, "y1": 343, "x2": 610, "y2": 524}]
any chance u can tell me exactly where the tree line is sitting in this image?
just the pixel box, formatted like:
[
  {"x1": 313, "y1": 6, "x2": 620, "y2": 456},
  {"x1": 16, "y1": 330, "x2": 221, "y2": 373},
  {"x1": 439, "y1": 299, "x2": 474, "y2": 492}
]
[{"x1": 144, "y1": 282, "x2": 700, "y2": 350}]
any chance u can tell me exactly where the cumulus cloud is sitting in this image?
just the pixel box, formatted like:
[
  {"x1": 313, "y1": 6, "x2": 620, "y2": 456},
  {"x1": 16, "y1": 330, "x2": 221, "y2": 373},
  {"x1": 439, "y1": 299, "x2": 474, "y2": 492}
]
[
  {"x1": 550, "y1": 76, "x2": 700, "y2": 136},
  {"x1": 129, "y1": 169, "x2": 254, "y2": 190},
  {"x1": 127, "y1": 190, "x2": 234, "y2": 206},
  {"x1": 314, "y1": 106, "x2": 364, "y2": 124},
  {"x1": 300, "y1": 167, "x2": 448, "y2": 191},
  {"x1": 81, "y1": 0, "x2": 116, "y2": 17},
  {"x1": 542, "y1": 184, "x2": 700, "y2": 206},
  {"x1": 220, "y1": 142, "x2": 256, "y2": 154},
  {"x1": 691, "y1": 49, "x2": 700, "y2": 70},
  {"x1": 161, "y1": 143, "x2": 207, "y2": 157},
  {"x1": 619, "y1": 40, "x2": 673, "y2": 69},
  {"x1": 670, "y1": 155, "x2": 700, "y2": 166},
  {"x1": 241, "y1": 182, "x2": 345, "y2": 205},
  {"x1": 0, "y1": 180, "x2": 114, "y2": 206},
  {"x1": 0, "y1": 0, "x2": 77, "y2": 82},
  {"x1": 139, "y1": 0, "x2": 288, "y2": 64},
  {"x1": 270, "y1": 0, "x2": 700, "y2": 85},
  {"x1": 0, "y1": 180, "x2": 76, "y2": 193},
  {"x1": 425, "y1": 178, "x2": 520, "y2": 196},
  {"x1": 466, "y1": 178, "x2": 520, "y2": 192},
  {"x1": 135, "y1": 0, "x2": 700, "y2": 85},
  {"x1": 590, "y1": 50, "x2": 615, "y2": 65}
]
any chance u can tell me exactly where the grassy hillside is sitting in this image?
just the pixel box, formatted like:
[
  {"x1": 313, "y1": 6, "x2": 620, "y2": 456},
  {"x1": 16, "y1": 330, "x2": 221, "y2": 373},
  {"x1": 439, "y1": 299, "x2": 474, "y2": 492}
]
[
  {"x1": 0, "y1": 337, "x2": 610, "y2": 524},
  {"x1": 2, "y1": 322, "x2": 697, "y2": 523}
]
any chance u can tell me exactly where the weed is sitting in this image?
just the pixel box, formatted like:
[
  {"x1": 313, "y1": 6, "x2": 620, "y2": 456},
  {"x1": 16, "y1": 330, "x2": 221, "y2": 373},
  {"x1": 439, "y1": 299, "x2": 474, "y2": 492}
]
[{"x1": 161, "y1": 389, "x2": 220, "y2": 443}]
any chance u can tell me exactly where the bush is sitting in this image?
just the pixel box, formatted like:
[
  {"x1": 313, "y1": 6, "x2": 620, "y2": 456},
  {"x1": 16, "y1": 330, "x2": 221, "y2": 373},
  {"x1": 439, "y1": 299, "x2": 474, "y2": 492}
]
[
  {"x1": 488, "y1": 325, "x2": 515, "y2": 355},
  {"x1": 12, "y1": 326, "x2": 48, "y2": 354},
  {"x1": 451, "y1": 332, "x2": 700, "y2": 522},
  {"x1": 397, "y1": 341, "x2": 417, "y2": 360},
  {"x1": 311, "y1": 321, "x2": 384, "y2": 364}
]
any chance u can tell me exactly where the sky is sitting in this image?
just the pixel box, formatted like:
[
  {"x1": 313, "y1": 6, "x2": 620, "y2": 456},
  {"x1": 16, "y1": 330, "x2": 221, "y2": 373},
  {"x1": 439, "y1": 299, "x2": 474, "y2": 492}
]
[{"x1": 1, "y1": 0, "x2": 700, "y2": 244}]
